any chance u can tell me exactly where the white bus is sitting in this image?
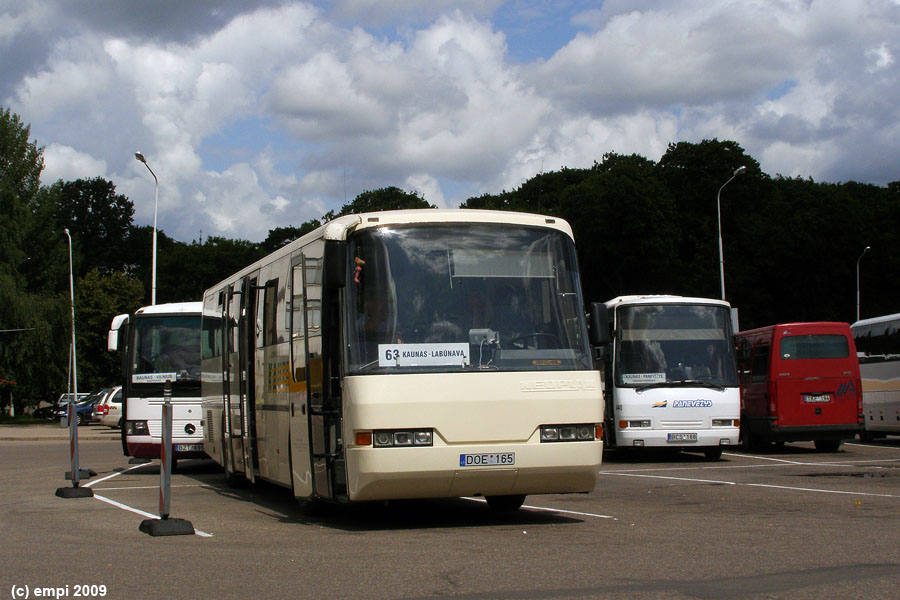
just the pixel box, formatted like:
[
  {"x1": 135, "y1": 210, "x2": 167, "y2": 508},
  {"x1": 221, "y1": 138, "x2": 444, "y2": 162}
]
[
  {"x1": 201, "y1": 209, "x2": 608, "y2": 510},
  {"x1": 601, "y1": 295, "x2": 740, "y2": 459},
  {"x1": 108, "y1": 302, "x2": 206, "y2": 462},
  {"x1": 852, "y1": 313, "x2": 900, "y2": 440}
]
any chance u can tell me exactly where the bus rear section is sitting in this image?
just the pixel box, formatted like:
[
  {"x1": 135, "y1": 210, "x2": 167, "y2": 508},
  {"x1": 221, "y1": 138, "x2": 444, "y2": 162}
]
[{"x1": 736, "y1": 322, "x2": 862, "y2": 451}]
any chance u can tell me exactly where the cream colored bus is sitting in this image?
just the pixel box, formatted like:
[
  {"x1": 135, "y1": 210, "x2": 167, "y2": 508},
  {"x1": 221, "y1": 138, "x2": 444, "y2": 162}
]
[{"x1": 201, "y1": 209, "x2": 607, "y2": 510}]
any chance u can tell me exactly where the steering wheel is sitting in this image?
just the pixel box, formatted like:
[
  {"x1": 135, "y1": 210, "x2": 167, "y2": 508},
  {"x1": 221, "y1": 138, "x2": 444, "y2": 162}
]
[{"x1": 509, "y1": 333, "x2": 562, "y2": 349}]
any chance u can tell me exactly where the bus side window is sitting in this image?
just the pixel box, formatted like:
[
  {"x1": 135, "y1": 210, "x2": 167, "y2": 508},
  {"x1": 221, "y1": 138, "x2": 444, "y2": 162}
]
[
  {"x1": 750, "y1": 343, "x2": 769, "y2": 383},
  {"x1": 263, "y1": 279, "x2": 278, "y2": 347},
  {"x1": 290, "y1": 262, "x2": 305, "y2": 382},
  {"x1": 736, "y1": 338, "x2": 751, "y2": 385}
]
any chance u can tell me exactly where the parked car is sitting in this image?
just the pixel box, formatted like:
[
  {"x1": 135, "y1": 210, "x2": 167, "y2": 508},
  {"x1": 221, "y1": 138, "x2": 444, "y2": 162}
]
[
  {"x1": 54, "y1": 391, "x2": 100, "y2": 426},
  {"x1": 32, "y1": 403, "x2": 57, "y2": 420},
  {"x1": 91, "y1": 388, "x2": 114, "y2": 422},
  {"x1": 98, "y1": 386, "x2": 123, "y2": 429}
]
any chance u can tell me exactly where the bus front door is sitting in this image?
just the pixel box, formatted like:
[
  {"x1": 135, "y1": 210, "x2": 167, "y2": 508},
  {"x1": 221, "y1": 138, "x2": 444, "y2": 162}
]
[
  {"x1": 303, "y1": 249, "x2": 345, "y2": 500},
  {"x1": 238, "y1": 275, "x2": 259, "y2": 482}
]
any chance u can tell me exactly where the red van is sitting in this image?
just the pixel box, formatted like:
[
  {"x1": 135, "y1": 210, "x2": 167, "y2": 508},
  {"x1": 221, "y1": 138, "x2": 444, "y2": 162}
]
[{"x1": 736, "y1": 322, "x2": 862, "y2": 451}]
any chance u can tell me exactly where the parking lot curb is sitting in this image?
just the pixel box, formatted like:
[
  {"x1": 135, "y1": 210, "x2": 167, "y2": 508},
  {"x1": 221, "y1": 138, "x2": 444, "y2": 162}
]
[{"x1": 0, "y1": 424, "x2": 119, "y2": 442}]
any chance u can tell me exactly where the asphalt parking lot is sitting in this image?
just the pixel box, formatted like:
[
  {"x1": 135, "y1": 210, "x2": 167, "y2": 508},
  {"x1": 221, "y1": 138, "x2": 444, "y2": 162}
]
[{"x1": 3, "y1": 423, "x2": 900, "y2": 600}]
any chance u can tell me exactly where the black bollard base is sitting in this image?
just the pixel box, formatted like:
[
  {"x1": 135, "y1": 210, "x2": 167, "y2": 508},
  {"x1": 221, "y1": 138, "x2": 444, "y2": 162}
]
[
  {"x1": 139, "y1": 517, "x2": 195, "y2": 536},
  {"x1": 56, "y1": 486, "x2": 94, "y2": 498},
  {"x1": 128, "y1": 457, "x2": 152, "y2": 464},
  {"x1": 65, "y1": 468, "x2": 97, "y2": 480}
]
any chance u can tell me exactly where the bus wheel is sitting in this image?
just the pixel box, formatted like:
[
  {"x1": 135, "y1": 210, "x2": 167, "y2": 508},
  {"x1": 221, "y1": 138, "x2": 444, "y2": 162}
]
[
  {"x1": 814, "y1": 439, "x2": 841, "y2": 452},
  {"x1": 742, "y1": 428, "x2": 763, "y2": 452},
  {"x1": 485, "y1": 494, "x2": 526, "y2": 511},
  {"x1": 703, "y1": 447, "x2": 723, "y2": 460}
]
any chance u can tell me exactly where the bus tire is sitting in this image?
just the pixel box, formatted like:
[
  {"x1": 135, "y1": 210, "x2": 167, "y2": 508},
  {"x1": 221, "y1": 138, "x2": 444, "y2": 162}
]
[
  {"x1": 485, "y1": 494, "x2": 526, "y2": 511},
  {"x1": 814, "y1": 439, "x2": 841, "y2": 452},
  {"x1": 703, "y1": 447, "x2": 723, "y2": 460}
]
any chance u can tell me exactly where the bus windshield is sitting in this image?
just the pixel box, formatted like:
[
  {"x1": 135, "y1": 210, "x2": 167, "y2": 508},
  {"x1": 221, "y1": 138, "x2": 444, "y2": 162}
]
[
  {"x1": 616, "y1": 304, "x2": 738, "y2": 388},
  {"x1": 345, "y1": 224, "x2": 592, "y2": 374},
  {"x1": 131, "y1": 315, "x2": 202, "y2": 385}
]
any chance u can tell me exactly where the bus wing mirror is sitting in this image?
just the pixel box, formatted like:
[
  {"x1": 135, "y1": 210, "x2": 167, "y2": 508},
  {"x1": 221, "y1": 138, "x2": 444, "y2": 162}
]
[
  {"x1": 108, "y1": 314, "x2": 129, "y2": 352},
  {"x1": 589, "y1": 302, "x2": 609, "y2": 347},
  {"x1": 324, "y1": 240, "x2": 348, "y2": 288}
]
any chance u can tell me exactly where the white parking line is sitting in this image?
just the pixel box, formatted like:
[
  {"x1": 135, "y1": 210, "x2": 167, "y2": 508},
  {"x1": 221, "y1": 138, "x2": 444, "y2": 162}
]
[
  {"x1": 465, "y1": 497, "x2": 616, "y2": 520},
  {"x1": 600, "y1": 471, "x2": 900, "y2": 499},
  {"x1": 93, "y1": 494, "x2": 213, "y2": 537},
  {"x1": 83, "y1": 462, "x2": 213, "y2": 537}
]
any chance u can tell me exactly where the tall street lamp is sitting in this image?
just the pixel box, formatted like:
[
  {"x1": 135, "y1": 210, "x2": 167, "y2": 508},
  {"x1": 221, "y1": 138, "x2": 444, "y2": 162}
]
[
  {"x1": 717, "y1": 165, "x2": 747, "y2": 301},
  {"x1": 134, "y1": 152, "x2": 159, "y2": 305},
  {"x1": 857, "y1": 246, "x2": 871, "y2": 322}
]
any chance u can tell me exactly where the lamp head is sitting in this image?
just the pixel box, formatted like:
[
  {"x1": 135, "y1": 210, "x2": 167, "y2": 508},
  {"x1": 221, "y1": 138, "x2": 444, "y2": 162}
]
[
  {"x1": 134, "y1": 152, "x2": 146, "y2": 164},
  {"x1": 734, "y1": 165, "x2": 747, "y2": 176}
]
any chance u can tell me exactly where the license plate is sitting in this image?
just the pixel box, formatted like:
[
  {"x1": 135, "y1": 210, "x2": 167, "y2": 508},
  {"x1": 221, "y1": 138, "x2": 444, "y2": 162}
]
[
  {"x1": 459, "y1": 452, "x2": 515, "y2": 467},
  {"x1": 667, "y1": 433, "x2": 698, "y2": 442},
  {"x1": 803, "y1": 394, "x2": 831, "y2": 403},
  {"x1": 175, "y1": 444, "x2": 204, "y2": 452}
]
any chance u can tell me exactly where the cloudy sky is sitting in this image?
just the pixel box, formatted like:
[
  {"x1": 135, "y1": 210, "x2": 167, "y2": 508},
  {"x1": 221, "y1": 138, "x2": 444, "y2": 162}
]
[{"x1": 3, "y1": 0, "x2": 899, "y2": 243}]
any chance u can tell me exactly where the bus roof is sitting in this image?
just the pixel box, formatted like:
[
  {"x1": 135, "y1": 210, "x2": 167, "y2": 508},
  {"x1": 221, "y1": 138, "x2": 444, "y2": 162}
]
[
  {"x1": 737, "y1": 322, "x2": 851, "y2": 336},
  {"x1": 604, "y1": 295, "x2": 732, "y2": 309},
  {"x1": 852, "y1": 312, "x2": 900, "y2": 329},
  {"x1": 134, "y1": 301, "x2": 203, "y2": 316},
  {"x1": 204, "y1": 208, "x2": 576, "y2": 296}
]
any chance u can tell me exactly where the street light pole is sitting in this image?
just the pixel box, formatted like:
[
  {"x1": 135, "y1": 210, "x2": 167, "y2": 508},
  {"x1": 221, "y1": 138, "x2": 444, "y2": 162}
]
[
  {"x1": 134, "y1": 152, "x2": 159, "y2": 305},
  {"x1": 856, "y1": 246, "x2": 871, "y2": 322},
  {"x1": 717, "y1": 165, "x2": 747, "y2": 301}
]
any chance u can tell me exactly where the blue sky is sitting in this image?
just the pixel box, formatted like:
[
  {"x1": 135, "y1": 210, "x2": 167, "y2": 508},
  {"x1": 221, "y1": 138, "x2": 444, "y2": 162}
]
[{"x1": 2, "y1": 0, "x2": 899, "y2": 243}]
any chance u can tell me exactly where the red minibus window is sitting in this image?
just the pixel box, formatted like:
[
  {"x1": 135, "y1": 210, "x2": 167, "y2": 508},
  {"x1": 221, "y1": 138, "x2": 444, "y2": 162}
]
[{"x1": 779, "y1": 335, "x2": 849, "y2": 359}]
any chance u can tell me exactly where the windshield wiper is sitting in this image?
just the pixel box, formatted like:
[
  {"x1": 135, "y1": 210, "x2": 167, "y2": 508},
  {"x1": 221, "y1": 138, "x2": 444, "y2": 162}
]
[{"x1": 635, "y1": 379, "x2": 726, "y2": 393}]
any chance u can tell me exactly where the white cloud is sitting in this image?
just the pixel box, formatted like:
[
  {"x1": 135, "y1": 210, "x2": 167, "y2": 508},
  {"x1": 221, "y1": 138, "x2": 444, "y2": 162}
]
[
  {"x1": 41, "y1": 144, "x2": 107, "y2": 184},
  {"x1": 6, "y1": 0, "x2": 900, "y2": 244},
  {"x1": 405, "y1": 173, "x2": 445, "y2": 207}
]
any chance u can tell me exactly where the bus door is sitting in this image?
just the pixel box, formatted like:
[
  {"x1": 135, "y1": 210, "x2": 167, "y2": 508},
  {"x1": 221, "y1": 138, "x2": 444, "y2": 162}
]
[
  {"x1": 288, "y1": 255, "x2": 313, "y2": 498},
  {"x1": 223, "y1": 283, "x2": 246, "y2": 478},
  {"x1": 238, "y1": 274, "x2": 260, "y2": 481},
  {"x1": 303, "y1": 247, "x2": 344, "y2": 500}
]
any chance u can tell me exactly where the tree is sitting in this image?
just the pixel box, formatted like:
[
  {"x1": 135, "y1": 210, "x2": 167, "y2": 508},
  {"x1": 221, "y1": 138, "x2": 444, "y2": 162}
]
[
  {"x1": 260, "y1": 220, "x2": 322, "y2": 255},
  {"x1": 42, "y1": 177, "x2": 135, "y2": 278},
  {"x1": 337, "y1": 187, "x2": 434, "y2": 215},
  {"x1": 560, "y1": 153, "x2": 679, "y2": 303},
  {"x1": 0, "y1": 107, "x2": 68, "y2": 408},
  {"x1": 0, "y1": 107, "x2": 44, "y2": 287},
  {"x1": 74, "y1": 269, "x2": 145, "y2": 390}
]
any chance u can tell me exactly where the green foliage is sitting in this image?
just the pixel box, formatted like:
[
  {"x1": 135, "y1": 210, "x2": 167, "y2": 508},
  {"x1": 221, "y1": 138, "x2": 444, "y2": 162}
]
[
  {"x1": 1, "y1": 104, "x2": 898, "y2": 403},
  {"x1": 0, "y1": 106, "x2": 44, "y2": 287},
  {"x1": 74, "y1": 269, "x2": 144, "y2": 390},
  {"x1": 337, "y1": 186, "x2": 434, "y2": 215}
]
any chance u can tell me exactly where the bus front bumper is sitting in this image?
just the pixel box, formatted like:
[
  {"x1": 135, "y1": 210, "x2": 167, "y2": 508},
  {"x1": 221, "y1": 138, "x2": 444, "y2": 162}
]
[
  {"x1": 615, "y1": 428, "x2": 739, "y2": 449},
  {"x1": 345, "y1": 440, "x2": 603, "y2": 502}
]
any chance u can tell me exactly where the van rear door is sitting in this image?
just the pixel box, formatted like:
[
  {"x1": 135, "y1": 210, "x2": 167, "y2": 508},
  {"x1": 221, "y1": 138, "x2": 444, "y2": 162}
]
[{"x1": 772, "y1": 326, "x2": 860, "y2": 429}]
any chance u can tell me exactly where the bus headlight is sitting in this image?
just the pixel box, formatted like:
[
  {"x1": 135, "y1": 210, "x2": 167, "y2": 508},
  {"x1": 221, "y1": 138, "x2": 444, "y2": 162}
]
[
  {"x1": 371, "y1": 429, "x2": 433, "y2": 447},
  {"x1": 712, "y1": 419, "x2": 737, "y2": 427},
  {"x1": 540, "y1": 424, "x2": 596, "y2": 442},
  {"x1": 127, "y1": 420, "x2": 149, "y2": 436}
]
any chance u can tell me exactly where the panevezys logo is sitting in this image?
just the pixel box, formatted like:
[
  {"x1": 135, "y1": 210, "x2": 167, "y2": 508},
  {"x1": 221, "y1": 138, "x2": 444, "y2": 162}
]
[
  {"x1": 652, "y1": 401, "x2": 668, "y2": 408},
  {"x1": 520, "y1": 379, "x2": 598, "y2": 392},
  {"x1": 672, "y1": 399, "x2": 713, "y2": 408}
]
